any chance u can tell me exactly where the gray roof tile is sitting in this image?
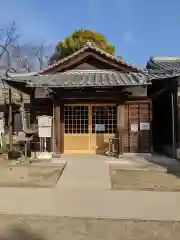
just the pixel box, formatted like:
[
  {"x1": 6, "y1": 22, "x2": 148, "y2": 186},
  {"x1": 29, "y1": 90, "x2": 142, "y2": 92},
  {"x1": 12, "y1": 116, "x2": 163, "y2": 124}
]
[
  {"x1": 5, "y1": 70, "x2": 150, "y2": 88},
  {"x1": 146, "y1": 57, "x2": 180, "y2": 80},
  {"x1": 147, "y1": 69, "x2": 180, "y2": 79},
  {"x1": 147, "y1": 57, "x2": 180, "y2": 72}
]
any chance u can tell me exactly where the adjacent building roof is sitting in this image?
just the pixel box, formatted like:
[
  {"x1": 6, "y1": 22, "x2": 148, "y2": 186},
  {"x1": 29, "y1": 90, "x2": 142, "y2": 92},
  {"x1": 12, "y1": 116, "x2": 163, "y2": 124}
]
[
  {"x1": 147, "y1": 69, "x2": 180, "y2": 79},
  {"x1": 5, "y1": 70, "x2": 150, "y2": 88},
  {"x1": 0, "y1": 69, "x2": 30, "y2": 104},
  {"x1": 146, "y1": 57, "x2": 180, "y2": 80},
  {"x1": 147, "y1": 57, "x2": 180, "y2": 72},
  {"x1": 41, "y1": 41, "x2": 143, "y2": 73}
]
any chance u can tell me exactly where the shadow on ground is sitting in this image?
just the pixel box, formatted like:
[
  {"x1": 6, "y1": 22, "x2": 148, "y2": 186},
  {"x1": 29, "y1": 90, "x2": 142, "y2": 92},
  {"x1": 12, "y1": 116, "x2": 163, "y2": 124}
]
[
  {"x1": 109, "y1": 153, "x2": 180, "y2": 191},
  {"x1": 0, "y1": 216, "x2": 180, "y2": 240},
  {"x1": 0, "y1": 227, "x2": 43, "y2": 240},
  {"x1": 137, "y1": 153, "x2": 180, "y2": 178}
]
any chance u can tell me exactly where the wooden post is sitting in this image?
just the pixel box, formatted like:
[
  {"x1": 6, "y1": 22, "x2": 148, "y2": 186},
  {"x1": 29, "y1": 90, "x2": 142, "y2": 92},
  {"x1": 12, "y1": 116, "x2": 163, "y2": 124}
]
[
  {"x1": 51, "y1": 97, "x2": 55, "y2": 154},
  {"x1": 20, "y1": 92, "x2": 26, "y2": 130},
  {"x1": 55, "y1": 99, "x2": 61, "y2": 153},
  {"x1": 117, "y1": 104, "x2": 125, "y2": 156},
  {"x1": 30, "y1": 94, "x2": 36, "y2": 129},
  {"x1": 60, "y1": 102, "x2": 64, "y2": 154},
  {"x1": 171, "y1": 91, "x2": 176, "y2": 158},
  {"x1": 8, "y1": 87, "x2": 13, "y2": 152}
]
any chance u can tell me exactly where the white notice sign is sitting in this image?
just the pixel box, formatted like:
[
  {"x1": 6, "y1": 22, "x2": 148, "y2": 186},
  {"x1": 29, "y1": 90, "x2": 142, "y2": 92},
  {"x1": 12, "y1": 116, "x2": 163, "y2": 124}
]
[
  {"x1": 95, "y1": 124, "x2": 105, "y2": 132},
  {"x1": 131, "y1": 123, "x2": 138, "y2": 132},
  {"x1": 140, "y1": 122, "x2": 150, "y2": 131},
  {"x1": 38, "y1": 126, "x2": 52, "y2": 138},
  {"x1": 37, "y1": 115, "x2": 53, "y2": 137},
  {"x1": 0, "y1": 119, "x2": 4, "y2": 133},
  {"x1": 37, "y1": 115, "x2": 52, "y2": 127}
]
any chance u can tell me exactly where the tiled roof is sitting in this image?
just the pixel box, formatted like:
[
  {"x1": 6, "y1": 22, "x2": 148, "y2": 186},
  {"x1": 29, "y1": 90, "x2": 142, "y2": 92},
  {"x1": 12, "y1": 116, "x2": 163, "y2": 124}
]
[
  {"x1": 41, "y1": 41, "x2": 143, "y2": 73},
  {"x1": 146, "y1": 57, "x2": 180, "y2": 80},
  {"x1": 0, "y1": 79, "x2": 30, "y2": 104},
  {"x1": 5, "y1": 70, "x2": 150, "y2": 88},
  {"x1": 147, "y1": 57, "x2": 180, "y2": 72},
  {"x1": 147, "y1": 69, "x2": 180, "y2": 80}
]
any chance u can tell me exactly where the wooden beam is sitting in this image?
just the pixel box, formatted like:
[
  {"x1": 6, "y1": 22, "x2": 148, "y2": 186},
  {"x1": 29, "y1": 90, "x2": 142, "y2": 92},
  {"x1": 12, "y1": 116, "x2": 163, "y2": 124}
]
[
  {"x1": 60, "y1": 102, "x2": 64, "y2": 154},
  {"x1": 62, "y1": 99, "x2": 118, "y2": 104},
  {"x1": 54, "y1": 89, "x2": 124, "y2": 100},
  {"x1": 6, "y1": 81, "x2": 33, "y2": 95}
]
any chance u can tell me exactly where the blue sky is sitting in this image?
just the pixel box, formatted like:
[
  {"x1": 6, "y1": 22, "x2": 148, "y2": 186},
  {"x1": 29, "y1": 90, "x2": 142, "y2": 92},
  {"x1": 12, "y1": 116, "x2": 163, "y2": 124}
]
[{"x1": 0, "y1": 0, "x2": 180, "y2": 67}]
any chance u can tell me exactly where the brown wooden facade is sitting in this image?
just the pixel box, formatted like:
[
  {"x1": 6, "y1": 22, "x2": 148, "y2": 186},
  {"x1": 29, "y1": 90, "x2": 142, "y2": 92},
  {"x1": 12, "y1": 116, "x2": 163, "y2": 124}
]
[{"x1": 29, "y1": 90, "x2": 152, "y2": 155}]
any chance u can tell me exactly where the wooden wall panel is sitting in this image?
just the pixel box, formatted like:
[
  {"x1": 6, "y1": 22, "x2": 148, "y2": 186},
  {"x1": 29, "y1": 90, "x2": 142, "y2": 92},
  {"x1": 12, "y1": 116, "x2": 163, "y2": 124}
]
[
  {"x1": 123, "y1": 105, "x2": 129, "y2": 152},
  {"x1": 129, "y1": 104, "x2": 139, "y2": 152},
  {"x1": 123, "y1": 101, "x2": 151, "y2": 153}
]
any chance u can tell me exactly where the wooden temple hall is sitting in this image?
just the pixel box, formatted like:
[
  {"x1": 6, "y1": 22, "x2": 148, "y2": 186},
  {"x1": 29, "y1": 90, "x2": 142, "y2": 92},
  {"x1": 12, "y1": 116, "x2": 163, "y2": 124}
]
[{"x1": 3, "y1": 42, "x2": 180, "y2": 158}]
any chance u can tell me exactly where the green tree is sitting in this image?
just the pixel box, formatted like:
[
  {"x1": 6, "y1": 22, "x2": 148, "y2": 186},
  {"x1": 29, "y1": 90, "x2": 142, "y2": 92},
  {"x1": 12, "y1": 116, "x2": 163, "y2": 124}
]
[{"x1": 50, "y1": 29, "x2": 115, "y2": 63}]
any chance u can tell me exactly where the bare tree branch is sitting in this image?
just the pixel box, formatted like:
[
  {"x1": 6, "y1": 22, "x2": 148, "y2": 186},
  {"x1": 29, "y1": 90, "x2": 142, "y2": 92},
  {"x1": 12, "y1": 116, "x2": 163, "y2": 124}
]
[
  {"x1": 12, "y1": 44, "x2": 32, "y2": 72},
  {"x1": 30, "y1": 43, "x2": 51, "y2": 70},
  {"x1": 0, "y1": 21, "x2": 52, "y2": 73},
  {"x1": 0, "y1": 44, "x2": 10, "y2": 70},
  {"x1": 0, "y1": 21, "x2": 18, "y2": 59},
  {"x1": 0, "y1": 21, "x2": 19, "y2": 74}
]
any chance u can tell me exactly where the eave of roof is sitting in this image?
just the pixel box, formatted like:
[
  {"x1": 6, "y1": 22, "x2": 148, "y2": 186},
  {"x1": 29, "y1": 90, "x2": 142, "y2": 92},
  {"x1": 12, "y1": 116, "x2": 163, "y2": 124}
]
[
  {"x1": 148, "y1": 70, "x2": 180, "y2": 80},
  {"x1": 4, "y1": 70, "x2": 150, "y2": 88}
]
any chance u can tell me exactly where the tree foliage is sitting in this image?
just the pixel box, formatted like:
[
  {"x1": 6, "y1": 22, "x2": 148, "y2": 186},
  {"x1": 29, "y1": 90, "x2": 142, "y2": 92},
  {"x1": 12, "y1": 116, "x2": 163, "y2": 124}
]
[{"x1": 50, "y1": 29, "x2": 115, "y2": 63}]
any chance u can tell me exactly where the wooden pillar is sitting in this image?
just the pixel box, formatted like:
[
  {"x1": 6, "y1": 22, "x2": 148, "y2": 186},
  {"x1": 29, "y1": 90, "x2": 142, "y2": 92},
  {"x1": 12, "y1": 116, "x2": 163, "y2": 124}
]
[
  {"x1": 30, "y1": 93, "x2": 36, "y2": 129},
  {"x1": 8, "y1": 87, "x2": 13, "y2": 152},
  {"x1": 54, "y1": 99, "x2": 60, "y2": 153},
  {"x1": 51, "y1": 97, "x2": 55, "y2": 153},
  {"x1": 171, "y1": 91, "x2": 177, "y2": 158},
  {"x1": 176, "y1": 87, "x2": 180, "y2": 159},
  {"x1": 60, "y1": 102, "x2": 64, "y2": 154},
  {"x1": 117, "y1": 104, "x2": 125, "y2": 156},
  {"x1": 177, "y1": 93, "x2": 180, "y2": 148}
]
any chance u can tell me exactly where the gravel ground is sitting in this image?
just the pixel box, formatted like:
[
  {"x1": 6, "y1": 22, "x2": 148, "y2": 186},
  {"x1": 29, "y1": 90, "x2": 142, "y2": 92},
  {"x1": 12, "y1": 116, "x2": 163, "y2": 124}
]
[
  {"x1": 110, "y1": 168, "x2": 180, "y2": 191},
  {"x1": 0, "y1": 215, "x2": 179, "y2": 240},
  {"x1": 0, "y1": 165, "x2": 65, "y2": 188}
]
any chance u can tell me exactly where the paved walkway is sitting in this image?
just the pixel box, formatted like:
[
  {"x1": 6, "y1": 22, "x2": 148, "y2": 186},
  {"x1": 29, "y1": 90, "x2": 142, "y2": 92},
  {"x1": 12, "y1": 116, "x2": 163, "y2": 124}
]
[
  {"x1": 0, "y1": 187, "x2": 180, "y2": 221},
  {"x1": 56, "y1": 156, "x2": 111, "y2": 189},
  {"x1": 0, "y1": 154, "x2": 180, "y2": 221}
]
